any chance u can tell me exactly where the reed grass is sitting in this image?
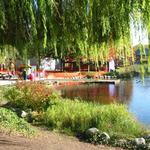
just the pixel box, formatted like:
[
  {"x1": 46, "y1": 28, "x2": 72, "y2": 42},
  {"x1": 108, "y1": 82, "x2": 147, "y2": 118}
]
[{"x1": 44, "y1": 99, "x2": 147, "y2": 138}]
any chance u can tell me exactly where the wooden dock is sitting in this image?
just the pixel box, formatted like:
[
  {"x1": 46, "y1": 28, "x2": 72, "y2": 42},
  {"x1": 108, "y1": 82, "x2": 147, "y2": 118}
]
[
  {"x1": 44, "y1": 78, "x2": 121, "y2": 85},
  {"x1": 0, "y1": 78, "x2": 121, "y2": 86}
]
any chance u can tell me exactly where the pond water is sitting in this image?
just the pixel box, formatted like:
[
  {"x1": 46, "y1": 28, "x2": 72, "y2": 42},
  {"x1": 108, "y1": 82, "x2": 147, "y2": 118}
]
[{"x1": 58, "y1": 77, "x2": 150, "y2": 127}]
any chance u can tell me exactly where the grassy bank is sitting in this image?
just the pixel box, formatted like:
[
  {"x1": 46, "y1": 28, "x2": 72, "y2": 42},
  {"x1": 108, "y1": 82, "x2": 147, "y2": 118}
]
[
  {"x1": 116, "y1": 64, "x2": 150, "y2": 76},
  {"x1": 0, "y1": 85, "x2": 36, "y2": 137},
  {"x1": 0, "y1": 85, "x2": 8, "y2": 104},
  {"x1": 0, "y1": 107, "x2": 36, "y2": 136},
  {"x1": 44, "y1": 99, "x2": 147, "y2": 138},
  {"x1": 1, "y1": 82, "x2": 149, "y2": 147}
]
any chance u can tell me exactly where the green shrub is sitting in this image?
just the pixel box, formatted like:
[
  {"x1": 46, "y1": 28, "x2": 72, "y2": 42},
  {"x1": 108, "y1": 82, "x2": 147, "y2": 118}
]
[
  {"x1": 104, "y1": 71, "x2": 119, "y2": 77},
  {"x1": 0, "y1": 86, "x2": 8, "y2": 104},
  {"x1": 4, "y1": 82, "x2": 55, "y2": 111},
  {"x1": 0, "y1": 107, "x2": 36, "y2": 136},
  {"x1": 44, "y1": 99, "x2": 147, "y2": 138}
]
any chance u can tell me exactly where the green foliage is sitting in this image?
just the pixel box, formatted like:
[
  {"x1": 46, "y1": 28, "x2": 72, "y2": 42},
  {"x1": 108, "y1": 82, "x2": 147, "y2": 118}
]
[
  {"x1": 0, "y1": 0, "x2": 5, "y2": 29},
  {"x1": 0, "y1": 107, "x2": 36, "y2": 136},
  {"x1": 104, "y1": 71, "x2": 119, "y2": 78},
  {"x1": 116, "y1": 64, "x2": 150, "y2": 79},
  {"x1": 44, "y1": 99, "x2": 147, "y2": 137},
  {"x1": 0, "y1": 45, "x2": 18, "y2": 63},
  {"x1": 4, "y1": 82, "x2": 55, "y2": 111},
  {"x1": 0, "y1": 0, "x2": 150, "y2": 64},
  {"x1": 0, "y1": 86, "x2": 7, "y2": 103}
]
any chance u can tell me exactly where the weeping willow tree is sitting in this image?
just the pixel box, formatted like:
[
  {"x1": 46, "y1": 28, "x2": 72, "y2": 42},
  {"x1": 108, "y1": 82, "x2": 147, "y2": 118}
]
[
  {"x1": 0, "y1": 45, "x2": 18, "y2": 64},
  {"x1": 0, "y1": 0, "x2": 150, "y2": 66}
]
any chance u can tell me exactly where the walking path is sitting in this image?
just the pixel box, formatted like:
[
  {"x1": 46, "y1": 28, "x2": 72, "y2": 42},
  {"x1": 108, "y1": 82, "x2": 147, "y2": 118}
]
[
  {"x1": 0, "y1": 131, "x2": 123, "y2": 150},
  {"x1": 0, "y1": 79, "x2": 17, "y2": 86}
]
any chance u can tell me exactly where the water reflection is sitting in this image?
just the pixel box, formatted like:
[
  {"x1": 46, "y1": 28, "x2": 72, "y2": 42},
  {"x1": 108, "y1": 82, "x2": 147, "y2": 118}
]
[
  {"x1": 58, "y1": 78, "x2": 150, "y2": 126},
  {"x1": 59, "y1": 80, "x2": 133, "y2": 105}
]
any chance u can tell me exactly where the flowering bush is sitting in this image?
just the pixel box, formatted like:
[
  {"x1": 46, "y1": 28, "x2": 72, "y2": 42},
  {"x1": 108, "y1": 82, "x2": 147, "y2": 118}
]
[{"x1": 4, "y1": 82, "x2": 56, "y2": 111}]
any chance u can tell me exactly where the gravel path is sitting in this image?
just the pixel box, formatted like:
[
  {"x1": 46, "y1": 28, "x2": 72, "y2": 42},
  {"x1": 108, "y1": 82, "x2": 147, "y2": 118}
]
[
  {"x1": 0, "y1": 79, "x2": 16, "y2": 86},
  {"x1": 0, "y1": 131, "x2": 123, "y2": 150}
]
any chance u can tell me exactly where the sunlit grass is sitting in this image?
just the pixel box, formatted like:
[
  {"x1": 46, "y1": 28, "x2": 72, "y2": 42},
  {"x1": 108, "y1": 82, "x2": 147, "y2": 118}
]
[
  {"x1": 0, "y1": 107, "x2": 36, "y2": 136},
  {"x1": 44, "y1": 99, "x2": 147, "y2": 138},
  {"x1": 0, "y1": 85, "x2": 9, "y2": 105}
]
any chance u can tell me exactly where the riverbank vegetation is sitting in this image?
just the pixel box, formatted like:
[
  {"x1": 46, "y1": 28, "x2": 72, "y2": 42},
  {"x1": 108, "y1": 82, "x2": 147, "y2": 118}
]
[
  {"x1": 4, "y1": 82, "x2": 55, "y2": 111},
  {"x1": 44, "y1": 99, "x2": 146, "y2": 138},
  {"x1": 0, "y1": 107, "x2": 36, "y2": 136},
  {"x1": 115, "y1": 64, "x2": 150, "y2": 80},
  {"x1": 0, "y1": 86, "x2": 36, "y2": 136},
  {"x1": 0, "y1": 82, "x2": 149, "y2": 149}
]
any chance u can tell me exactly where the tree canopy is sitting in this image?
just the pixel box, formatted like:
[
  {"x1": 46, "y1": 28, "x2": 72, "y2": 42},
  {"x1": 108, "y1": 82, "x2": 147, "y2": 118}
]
[{"x1": 0, "y1": 0, "x2": 150, "y2": 63}]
